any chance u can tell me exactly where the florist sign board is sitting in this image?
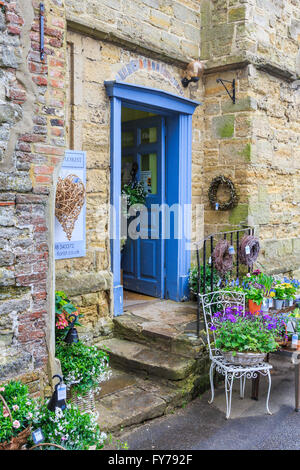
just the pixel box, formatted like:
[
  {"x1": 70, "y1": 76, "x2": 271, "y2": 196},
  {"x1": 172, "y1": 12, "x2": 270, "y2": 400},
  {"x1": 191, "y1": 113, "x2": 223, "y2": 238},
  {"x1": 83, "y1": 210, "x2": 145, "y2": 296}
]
[{"x1": 55, "y1": 150, "x2": 86, "y2": 260}]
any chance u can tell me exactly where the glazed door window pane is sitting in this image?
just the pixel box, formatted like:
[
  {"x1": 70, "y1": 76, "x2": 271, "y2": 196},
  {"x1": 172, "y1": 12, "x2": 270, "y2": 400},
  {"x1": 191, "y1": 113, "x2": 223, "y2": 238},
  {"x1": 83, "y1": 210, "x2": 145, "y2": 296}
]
[
  {"x1": 141, "y1": 153, "x2": 157, "y2": 195},
  {"x1": 141, "y1": 127, "x2": 157, "y2": 144},
  {"x1": 122, "y1": 155, "x2": 134, "y2": 186},
  {"x1": 122, "y1": 131, "x2": 135, "y2": 147}
]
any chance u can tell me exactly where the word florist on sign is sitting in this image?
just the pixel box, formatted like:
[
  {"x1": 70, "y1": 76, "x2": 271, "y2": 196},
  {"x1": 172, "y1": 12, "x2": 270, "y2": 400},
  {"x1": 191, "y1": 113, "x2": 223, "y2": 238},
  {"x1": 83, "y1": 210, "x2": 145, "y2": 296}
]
[{"x1": 55, "y1": 151, "x2": 86, "y2": 260}]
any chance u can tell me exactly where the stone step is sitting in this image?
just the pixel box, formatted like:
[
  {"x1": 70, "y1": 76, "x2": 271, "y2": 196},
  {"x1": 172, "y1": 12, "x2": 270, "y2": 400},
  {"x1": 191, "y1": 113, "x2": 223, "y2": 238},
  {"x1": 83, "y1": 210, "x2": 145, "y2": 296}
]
[
  {"x1": 96, "y1": 385, "x2": 166, "y2": 434},
  {"x1": 113, "y1": 312, "x2": 204, "y2": 359},
  {"x1": 95, "y1": 372, "x2": 194, "y2": 434},
  {"x1": 97, "y1": 369, "x2": 136, "y2": 399},
  {"x1": 97, "y1": 337, "x2": 196, "y2": 381}
]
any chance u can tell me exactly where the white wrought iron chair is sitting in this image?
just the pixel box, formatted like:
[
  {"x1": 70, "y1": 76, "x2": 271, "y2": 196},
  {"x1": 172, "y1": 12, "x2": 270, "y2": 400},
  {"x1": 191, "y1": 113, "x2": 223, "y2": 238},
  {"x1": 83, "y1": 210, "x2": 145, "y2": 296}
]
[{"x1": 200, "y1": 290, "x2": 272, "y2": 419}]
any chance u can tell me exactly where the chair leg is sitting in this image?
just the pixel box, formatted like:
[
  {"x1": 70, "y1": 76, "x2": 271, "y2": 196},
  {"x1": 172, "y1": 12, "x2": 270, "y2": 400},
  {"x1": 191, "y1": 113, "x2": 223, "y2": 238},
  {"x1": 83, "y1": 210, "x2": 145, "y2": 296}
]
[
  {"x1": 240, "y1": 375, "x2": 246, "y2": 399},
  {"x1": 208, "y1": 362, "x2": 215, "y2": 404},
  {"x1": 225, "y1": 373, "x2": 234, "y2": 419},
  {"x1": 265, "y1": 370, "x2": 272, "y2": 415}
]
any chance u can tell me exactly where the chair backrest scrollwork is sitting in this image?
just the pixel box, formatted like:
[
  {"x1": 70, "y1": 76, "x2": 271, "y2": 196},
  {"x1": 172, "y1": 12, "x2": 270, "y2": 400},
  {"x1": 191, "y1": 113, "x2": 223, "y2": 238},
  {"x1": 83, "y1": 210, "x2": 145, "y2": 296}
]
[{"x1": 199, "y1": 290, "x2": 246, "y2": 359}]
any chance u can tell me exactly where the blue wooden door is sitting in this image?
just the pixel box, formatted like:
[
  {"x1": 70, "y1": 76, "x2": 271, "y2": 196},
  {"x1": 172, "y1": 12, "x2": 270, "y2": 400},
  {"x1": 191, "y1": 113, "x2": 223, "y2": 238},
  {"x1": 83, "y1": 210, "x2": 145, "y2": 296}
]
[{"x1": 121, "y1": 116, "x2": 165, "y2": 297}]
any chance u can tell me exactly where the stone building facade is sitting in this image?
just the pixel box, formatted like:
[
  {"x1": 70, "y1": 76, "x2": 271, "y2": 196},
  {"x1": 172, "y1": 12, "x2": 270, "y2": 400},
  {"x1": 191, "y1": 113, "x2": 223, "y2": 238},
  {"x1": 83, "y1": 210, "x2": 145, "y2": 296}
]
[{"x1": 0, "y1": 0, "x2": 299, "y2": 393}]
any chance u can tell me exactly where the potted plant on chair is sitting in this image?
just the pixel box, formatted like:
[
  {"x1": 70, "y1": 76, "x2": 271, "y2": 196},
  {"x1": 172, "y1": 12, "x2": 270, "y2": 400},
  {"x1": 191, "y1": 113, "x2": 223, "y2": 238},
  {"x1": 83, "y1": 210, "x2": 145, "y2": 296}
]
[{"x1": 212, "y1": 308, "x2": 281, "y2": 365}]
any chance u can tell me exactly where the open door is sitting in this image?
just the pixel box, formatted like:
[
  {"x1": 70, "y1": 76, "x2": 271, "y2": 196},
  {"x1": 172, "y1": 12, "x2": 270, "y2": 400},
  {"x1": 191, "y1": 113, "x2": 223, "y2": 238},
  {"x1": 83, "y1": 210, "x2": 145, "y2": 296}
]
[{"x1": 121, "y1": 116, "x2": 165, "y2": 298}]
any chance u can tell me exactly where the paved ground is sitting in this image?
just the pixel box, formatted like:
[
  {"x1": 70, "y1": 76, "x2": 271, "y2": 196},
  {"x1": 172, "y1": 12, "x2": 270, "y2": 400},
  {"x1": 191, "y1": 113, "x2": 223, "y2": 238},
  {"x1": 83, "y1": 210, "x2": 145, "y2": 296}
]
[{"x1": 116, "y1": 356, "x2": 300, "y2": 450}]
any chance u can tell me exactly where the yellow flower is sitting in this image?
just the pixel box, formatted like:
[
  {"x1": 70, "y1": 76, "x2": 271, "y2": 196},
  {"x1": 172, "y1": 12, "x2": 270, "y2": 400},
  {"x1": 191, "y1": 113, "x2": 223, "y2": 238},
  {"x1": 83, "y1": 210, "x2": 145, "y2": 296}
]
[{"x1": 269, "y1": 292, "x2": 275, "y2": 297}]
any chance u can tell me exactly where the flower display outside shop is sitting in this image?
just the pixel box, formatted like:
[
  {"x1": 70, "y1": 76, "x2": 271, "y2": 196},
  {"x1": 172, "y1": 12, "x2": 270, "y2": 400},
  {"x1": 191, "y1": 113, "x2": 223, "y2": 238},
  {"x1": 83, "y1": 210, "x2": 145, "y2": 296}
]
[
  {"x1": 0, "y1": 381, "x2": 38, "y2": 448},
  {"x1": 189, "y1": 264, "x2": 222, "y2": 298},
  {"x1": 55, "y1": 291, "x2": 83, "y2": 341},
  {"x1": 56, "y1": 341, "x2": 111, "y2": 396},
  {"x1": 29, "y1": 403, "x2": 107, "y2": 450},
  {"x1": 211, "y1": 306, "x2": 286, "y2": 355}
]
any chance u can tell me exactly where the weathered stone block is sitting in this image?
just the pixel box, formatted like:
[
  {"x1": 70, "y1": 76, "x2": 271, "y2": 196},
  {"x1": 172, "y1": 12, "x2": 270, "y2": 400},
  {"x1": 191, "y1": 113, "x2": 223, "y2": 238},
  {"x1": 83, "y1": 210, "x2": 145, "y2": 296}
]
[
  {"x1": 212, "y1": 115, "x2": 235, "y2": 139},
  {"x1": 221, "y1": 97, "x2": 257, "y2": 114},
  {"x1": 0, "y1": 268, "x2": 15, "y2": 286},
  {"x1": 229, "y1": 204, "x2": 249, "y2": 226},
  {"x1": 228, "y1": 6, "x2": 246, "y2": 23}
]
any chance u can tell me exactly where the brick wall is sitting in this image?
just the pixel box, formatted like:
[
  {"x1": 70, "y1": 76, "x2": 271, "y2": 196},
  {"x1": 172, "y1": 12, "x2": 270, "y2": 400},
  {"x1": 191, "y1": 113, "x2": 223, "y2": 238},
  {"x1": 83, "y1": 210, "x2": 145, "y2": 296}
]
[{"x1": 0, "y1": 0, "x2": 66, "y2": 392}]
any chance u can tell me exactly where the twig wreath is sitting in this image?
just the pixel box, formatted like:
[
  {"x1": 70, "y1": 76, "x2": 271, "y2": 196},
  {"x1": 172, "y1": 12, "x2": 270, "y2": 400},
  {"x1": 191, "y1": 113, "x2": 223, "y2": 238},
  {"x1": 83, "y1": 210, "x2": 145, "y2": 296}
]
[
  {"x1": 212, "y1": 239, "x2": 233, "y2": 275},
  {"x1": 239, "y1": 234, "x2": 260, "y2": 267},
  {"x1": 55, "y1": 174, "x2": 85, "y2": 241},
  {"x1": 208, "y1": 176, "x2": 238, "y2": 211}
]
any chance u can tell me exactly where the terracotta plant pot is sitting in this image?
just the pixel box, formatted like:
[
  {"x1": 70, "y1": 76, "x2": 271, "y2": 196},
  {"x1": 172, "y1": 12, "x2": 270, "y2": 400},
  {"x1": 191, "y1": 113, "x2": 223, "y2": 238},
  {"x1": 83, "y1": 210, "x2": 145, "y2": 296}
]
[{"x1": 248, "y1": 299, "x2": 262, "y2": 315}]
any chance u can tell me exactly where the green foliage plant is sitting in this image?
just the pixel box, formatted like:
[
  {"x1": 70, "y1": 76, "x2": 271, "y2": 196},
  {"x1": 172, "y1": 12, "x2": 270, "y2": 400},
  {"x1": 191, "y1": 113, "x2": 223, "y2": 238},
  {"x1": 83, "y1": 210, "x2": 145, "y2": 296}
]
[
  {"x1": 56, "y1": 341, "x2": 111, "y2": 396},
  {"x1": 0, "y1": 381, "x2": 37, "y2": 444}
]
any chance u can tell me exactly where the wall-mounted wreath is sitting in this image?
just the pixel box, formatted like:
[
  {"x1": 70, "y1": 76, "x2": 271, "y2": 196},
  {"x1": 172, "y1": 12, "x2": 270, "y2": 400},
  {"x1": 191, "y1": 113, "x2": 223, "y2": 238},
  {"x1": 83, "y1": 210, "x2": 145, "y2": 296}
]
[{"x1": 208, "y1": 175, "x2": 238, "y2": 211}]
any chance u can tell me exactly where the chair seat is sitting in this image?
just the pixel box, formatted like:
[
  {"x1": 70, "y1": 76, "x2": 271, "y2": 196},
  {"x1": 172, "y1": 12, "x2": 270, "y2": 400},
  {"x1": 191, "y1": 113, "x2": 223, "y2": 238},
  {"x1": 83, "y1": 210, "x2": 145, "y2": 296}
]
[{"x1": 212, "y1": 355, "x2": 273, "y2": 373}]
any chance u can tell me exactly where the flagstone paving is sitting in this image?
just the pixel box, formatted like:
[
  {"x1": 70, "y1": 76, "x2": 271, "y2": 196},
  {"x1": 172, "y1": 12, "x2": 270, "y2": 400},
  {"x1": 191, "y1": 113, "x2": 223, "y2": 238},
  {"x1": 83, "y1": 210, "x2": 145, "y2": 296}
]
[{"x1": 111, "y1": 356, "x2": 300, "y2": 450}]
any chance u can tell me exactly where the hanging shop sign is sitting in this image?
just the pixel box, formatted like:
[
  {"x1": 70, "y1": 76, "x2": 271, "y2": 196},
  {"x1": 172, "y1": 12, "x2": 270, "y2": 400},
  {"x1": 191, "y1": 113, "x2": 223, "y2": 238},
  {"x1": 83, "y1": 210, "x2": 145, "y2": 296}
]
[{"x1": 55, "y1": 150, "x2": 86, "y2": 260}]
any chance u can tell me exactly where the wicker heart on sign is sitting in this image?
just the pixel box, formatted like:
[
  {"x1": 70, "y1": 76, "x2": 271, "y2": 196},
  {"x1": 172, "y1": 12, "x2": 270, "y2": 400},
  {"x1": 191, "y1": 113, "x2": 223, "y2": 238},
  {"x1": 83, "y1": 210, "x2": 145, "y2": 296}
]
[{"x1": 55, "y1": 174, "x2": 85, "y2": 241}]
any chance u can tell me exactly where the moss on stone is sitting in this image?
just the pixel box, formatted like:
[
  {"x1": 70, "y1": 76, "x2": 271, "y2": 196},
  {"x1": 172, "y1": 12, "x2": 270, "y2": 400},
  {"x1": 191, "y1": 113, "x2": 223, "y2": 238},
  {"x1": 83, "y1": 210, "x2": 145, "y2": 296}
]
[
  {"x1": 212, "y1": 114, "x2": 235, "y2": 139},
  {"x1": 229, "y1": 204, "x2": 249, "y2": 225},
  {"x1": 220, "y1": 121, "x2": 234, "y2": 138},
  {"x1": 238, "y1": 143, "x2": 251, "y2": 161}
]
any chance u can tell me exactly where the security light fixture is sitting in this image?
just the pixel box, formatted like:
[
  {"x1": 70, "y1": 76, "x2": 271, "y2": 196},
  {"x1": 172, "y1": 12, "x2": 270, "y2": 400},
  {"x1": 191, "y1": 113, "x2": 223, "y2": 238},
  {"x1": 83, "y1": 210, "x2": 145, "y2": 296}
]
[{"x1": 182, "y1": 61, "x2": 205, "y2": 88}]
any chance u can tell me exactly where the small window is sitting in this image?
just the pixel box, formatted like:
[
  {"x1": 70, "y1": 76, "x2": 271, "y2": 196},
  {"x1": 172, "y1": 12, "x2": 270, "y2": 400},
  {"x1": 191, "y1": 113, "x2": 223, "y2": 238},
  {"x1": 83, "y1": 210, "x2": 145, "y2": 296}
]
[
  {"x1": 141, "y1": 127, "x2": 157, "y2": 144},
  {"x1": 122, "y1": 131, "x2": 134, "y2": 147},
  {"x1": 141, "y1": 153, "x2": 157, "y2": 195}
]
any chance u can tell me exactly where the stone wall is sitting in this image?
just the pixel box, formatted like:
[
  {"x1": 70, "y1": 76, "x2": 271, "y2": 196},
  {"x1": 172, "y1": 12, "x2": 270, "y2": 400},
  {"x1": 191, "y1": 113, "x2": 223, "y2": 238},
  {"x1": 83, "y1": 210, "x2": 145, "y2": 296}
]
[
  {"x1": 248, "y1": 0, "x2": 300, "y2": 77},
  {"x1": 60, "y1": 30, "x2": 204, "y2": 340},
  {"x1": 202, "y1": 66, "x2": 254, "y2": 237},
  {"x1": 201, "y1": 0, "x2": 300, "y2": 77},
  {"x1": 66, "y1": 0, "x2": 201, "y2": 64},
  {"x1": 201, "y1": 0, "x2": 251, "y2": 70},
  {"x1": 0, "y1": 0, "x2": 66, "y2": 393},
  {"x1": 248, "y1": 67, "x2": 300, "y2": 276},
  {"x1": 200, "y1": 0, "x2": 300, "y2": 276}
]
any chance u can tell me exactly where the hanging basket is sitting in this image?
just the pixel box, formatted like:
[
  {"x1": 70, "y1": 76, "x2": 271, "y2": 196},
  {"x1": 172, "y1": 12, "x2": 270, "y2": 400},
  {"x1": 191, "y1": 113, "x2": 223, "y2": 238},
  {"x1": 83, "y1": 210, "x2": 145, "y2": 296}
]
[
  {"x1": 67, "y1": 387, "x2": 96, "y2": 413},
  {"x1": 0, "y1": 393, "x2": 31, "y2": 450}
]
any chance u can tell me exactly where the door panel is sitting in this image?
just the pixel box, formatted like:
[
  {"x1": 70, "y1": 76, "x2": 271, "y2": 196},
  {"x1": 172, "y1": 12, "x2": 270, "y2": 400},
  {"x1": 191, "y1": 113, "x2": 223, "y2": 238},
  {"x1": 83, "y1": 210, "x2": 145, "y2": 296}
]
[{"x1": 121, "y1": 116, "x2": 164, "y2": 298}]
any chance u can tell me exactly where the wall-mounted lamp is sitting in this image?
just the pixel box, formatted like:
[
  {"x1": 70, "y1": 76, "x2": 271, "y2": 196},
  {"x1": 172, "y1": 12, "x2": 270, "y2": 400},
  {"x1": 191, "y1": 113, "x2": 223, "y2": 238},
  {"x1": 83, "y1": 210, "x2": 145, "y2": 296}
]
[
  {"x1": 216, "y1": 78, "x2": 236, "y2": 104},
  {"x1": 182, "y1": 61, "x2": 205, "y2": 88}
]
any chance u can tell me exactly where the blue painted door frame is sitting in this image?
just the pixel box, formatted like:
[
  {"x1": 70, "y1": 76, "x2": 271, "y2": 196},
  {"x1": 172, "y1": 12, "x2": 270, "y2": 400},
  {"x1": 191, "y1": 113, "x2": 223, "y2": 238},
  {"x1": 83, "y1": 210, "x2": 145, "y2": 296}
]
[{"x1": 105, "y1": 81, "x2": 200, "y2": 317}]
